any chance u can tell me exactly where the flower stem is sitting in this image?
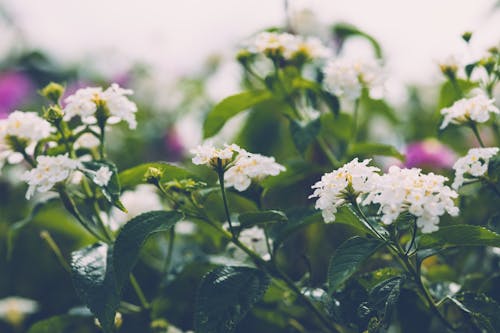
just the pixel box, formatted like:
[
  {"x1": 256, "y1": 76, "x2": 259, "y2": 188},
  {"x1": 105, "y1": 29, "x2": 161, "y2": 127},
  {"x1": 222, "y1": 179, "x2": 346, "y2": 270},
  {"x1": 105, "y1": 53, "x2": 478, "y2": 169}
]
[
  {"x1": 40, "y1": 230, "x2": 71, "y2": 273},
  {"x1": 217, "y1": 161, "x2": 235, "y2": 236},
  {"x1": 163, "y1": 228, "x2": 175, "y2": 275},
  {"x1": 351, "y1": 99, "x2": 360, "y2": 143},
  {"x1": 470, "y1": 123, "x2": 485, "y2": 147},
  {"x1": 129, "y1": 274, "x2": 150, "y2": 310}
]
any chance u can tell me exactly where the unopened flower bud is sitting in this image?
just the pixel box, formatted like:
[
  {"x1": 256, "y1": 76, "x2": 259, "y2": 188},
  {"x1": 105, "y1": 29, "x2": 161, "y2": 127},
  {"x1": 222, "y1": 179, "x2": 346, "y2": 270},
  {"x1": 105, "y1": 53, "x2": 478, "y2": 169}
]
[
  {"x1": 144, "y1": 167, "x2": 163, "y2": 184},
  {"x1": 236, "y1": 49, "x2": 255, "y2": 66},
  {"x1": 40, "y1": 82, "x2": 64, "y2": 104},
  {"x1": 43, "y1": 105, "x2": 64, "y2": 124},
  {"x1": 461, "y1": 31, "x2": 472, "y2": 43},
  {"x1": 94, "y1": 312, "x2": 122, "y2": 330}
]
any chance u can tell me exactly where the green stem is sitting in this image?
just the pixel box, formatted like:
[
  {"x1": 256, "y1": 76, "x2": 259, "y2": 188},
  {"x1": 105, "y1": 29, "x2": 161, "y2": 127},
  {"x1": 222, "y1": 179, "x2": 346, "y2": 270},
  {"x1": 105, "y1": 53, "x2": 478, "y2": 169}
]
[
  {"x1": 217, "y1": 161, "x2": 235, "y2": 236},
  {"x1": 469, "y1": 123, "x2": 485, "y2": 147},
  {"x1": 129, "y1": 274, "x2": 150, "y2": 310},
  {"x1": 405, "y1": 218, "x2": 418, "y2": 256},
  {"x1": 317, "y1": 136, "x2": 340, "y2": 168},
  {"x1": 351, "y1": 99, "x2": 360, "y2": 143},
  {"x1": 163, "y1": 228, "x2": 175, "y2": 274},
  {"x1": 20, "y1": 149, "x2": 36, "y2": 167},
  {"x1": 40, "y1": 230, "x2": 71, "y2": 273}
]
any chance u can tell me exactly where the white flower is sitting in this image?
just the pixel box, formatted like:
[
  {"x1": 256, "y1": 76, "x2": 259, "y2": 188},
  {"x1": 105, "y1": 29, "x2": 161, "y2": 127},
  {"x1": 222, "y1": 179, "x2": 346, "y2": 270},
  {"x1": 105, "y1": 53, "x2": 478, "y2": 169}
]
[
  {"x1": 363, "y1": 166, "x2": 459, "y2": 233},
  {"x1": 108, "y1": 185, "x2": 163, "y2": 231},
  {"x1": 323, "y1": 58, "x2": 384, "y2": 100},
  {"x1": 0, "y1": 296, "x2": 38, "y2": 326},
  {"x1": 224, "y1": 150, "x2": 286, "y2": 191},
  {"x1": 283, "y1": 36, "x2": 331, "y2": 60},
  {"x1": 190, "y1": 142, "x2": 239, "y2": 168},
  {"x1": 64, "y1": 83, "x2": 138, "y2": 129},
  {"x1": 21, "y1": 154, "x2": 80, "y2": 199},
  {"x1": 254, "y1": 31, "x2": 296, "y2": 55},
  {"x1": 452, "y1": 147, "x2": 499, "y2": 189},
  {"x1": 73, "y1": 126, "x2": 100, "y2": 149},
  {"x1": 0, "y1": 111, "x2": 54, "y2": 170},
  {"x1": 310, "y1": 158, "x2": 380, "y2": 223},
  {"x1": 440, "y1": 94, "x2": 499, "y2": 129},
  {"x1": 93, "y1": 166, "x2": 112, "y2": 186},
  {"x1": 239, "y1": 226, "x2": 271, "y2": 259}
]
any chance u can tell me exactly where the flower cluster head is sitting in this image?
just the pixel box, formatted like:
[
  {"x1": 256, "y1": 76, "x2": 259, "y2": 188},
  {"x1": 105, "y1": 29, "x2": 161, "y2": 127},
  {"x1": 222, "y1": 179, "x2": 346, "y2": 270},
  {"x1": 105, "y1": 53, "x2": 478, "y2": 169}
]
[
  {"x1": 440, "y1": 94, "x2": 499, "y2": 130},
  {"x1": 64, "y1": 83, "x2": 138, "y2": 129},
  {"x1": 309, "y1": 158, "x2": 380, "y2": 223},
  {"x1": 252, "y1": 31, "x2": 330, "y2": 62},
  {"x1": 363, "y1": 166, "x2": 459, "y2": 233},
  {"x1": 21, "y1": 154, "x2": 80, "y2": 199},
  {"x1": 191, "y1": 142, "x2": 285, "y2": 191},
  {"x1": 311, "y1": 159, "x2": 459, "y2": 233},
  {"x1": 323, "y1": 58, "x2": 384, "y2": 100},
  {"x1": 452, "y1": 147, "x2": 499, "y2": 190},
  {"x1": 0, "y1": 111, "x2": 53, "y2": 170}
]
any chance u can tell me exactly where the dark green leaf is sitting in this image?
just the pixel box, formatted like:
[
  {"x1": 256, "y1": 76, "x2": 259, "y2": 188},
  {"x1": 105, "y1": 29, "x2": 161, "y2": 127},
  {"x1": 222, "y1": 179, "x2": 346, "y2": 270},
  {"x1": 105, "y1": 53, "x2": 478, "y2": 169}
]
[
  {"x1": 328, "y1": 236, "x2": 383, "y2": 292},
  {"x1": 290, "y1": 118, "x2": 321, "y2": 154},
  {"x1": 71, "y1": 243, "x2": 119, "y2": 333},
  {"x1": 81, "y1": 160, "x2": 125, "y2": 211},
  {"x1": 204, "y1": 90, "x2": 273, "y2": 138},
  {"x1": 332, "y1": 23, "x2": 383, "y2": 58},
  {"x1": 269, "y1": 207, "x2": 322, "y2": 249},
  {"x1": 447, "y1": 292, "x2": 500, "y2": 332},
  {"x1": 113, "y1": 210, "x2": 183, "y2": 290},
  {"x1": 195, "y1": 266, "x2": 270, "y2": 333},
  {"x1": 238, "y1": 210, "x2": 288, "y2": 228},
  {"x1": 369, "y1": 276, "x2": 403, "y2": 325},
  {"x1": 321, "y1": 91, "x2": 340, "y2": 116},
  {"x1": 320, "y1": 112, "x2": 353, "y2": 141},
  {"x1": 28, "y1": 315, "x2": 91, "y2": 333},
  {"x1": 418, "y1": 225, "x2": 500, "y2": 249},
  {"x1": 348, "y1": 142, "x2": 404, "y2": 160},
  {"x1": 118, "y1": 162, "x2": 194, "y2": 190},
  {"x1": 333, "y1": 205, "x2": 371, "y2": 235},
  {"x1": 487, "y1": 154, "x2": 500, "y2": 184}
]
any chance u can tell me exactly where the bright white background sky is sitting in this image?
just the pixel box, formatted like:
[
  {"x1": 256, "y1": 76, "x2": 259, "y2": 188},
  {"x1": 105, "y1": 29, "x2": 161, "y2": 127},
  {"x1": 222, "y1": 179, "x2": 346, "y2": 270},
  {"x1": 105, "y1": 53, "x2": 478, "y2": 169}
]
[{"x1": 2, "y1": 0, "x2": 500, "y2": 83}]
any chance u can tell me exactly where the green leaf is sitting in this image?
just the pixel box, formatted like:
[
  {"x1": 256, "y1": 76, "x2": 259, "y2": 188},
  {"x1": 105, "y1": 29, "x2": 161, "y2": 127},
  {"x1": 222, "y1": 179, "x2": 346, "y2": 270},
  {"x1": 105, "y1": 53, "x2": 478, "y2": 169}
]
[
  {"x1": 328, "y1": 236, "x2": 383, "y2": 292},
  {"x1": 488, "y1": 154, "x2": 500, "y2": 184},
  {"x1": 332, "y1": 23, "x2": 383, "y2": 58},
  {"x1": 320, "y1": 91, "x2": 340, "y2": 116},
  {"x1": 81, "y1": 160, "x2": 125, "y2": 211},
  {"x1": 290, "y1": 118, "x2": 321, "y2": 154},
  {"x1": 333, "y1": 205, "x2": 371, "y2": 235},
  {"x1": 369, "y1": 276, "x2": 403, "y2": 325},
  {"x1": 418, "y1": 225, "x2": 500, "y2": 249},
  {"x1": 238, "y1": 210, "x2": 288, "y2": 228},
  {"x1": 360, "y1": 93, "x2": 398, "y2": 124},
  {"x1": 447, "y1": 292, "x2": 500, "y2": 332},
  {"x1": 204, "y1": 90, "x2": 273, "y2": 138},
  {"x1": 269, "y1": 207, "x2": 322, "y2": 249},
  {"x1": 437, "y1": 79, "x2": 478, "y2": 109},
  {"x1": 28, "y1": 315, "x2": 91, "y2": 333},
  {"x1": 348, "y1": 142, "x2": 404, "y2": 160},
  {"x1": 320, "y1": 112, "x2": 353, "y2": 141},
  {"x1": 113, "y1": 210, "x2": 183, "y2": 290},
  {"x1": 71, "y1": 243, "x2": 119, "y2": 333},
  {"x1": 195, "y1": 266, "x2": 270, "y2": 333},
  {"x1": 118, "y1": 162, "x2": 194, "y2": 190}
]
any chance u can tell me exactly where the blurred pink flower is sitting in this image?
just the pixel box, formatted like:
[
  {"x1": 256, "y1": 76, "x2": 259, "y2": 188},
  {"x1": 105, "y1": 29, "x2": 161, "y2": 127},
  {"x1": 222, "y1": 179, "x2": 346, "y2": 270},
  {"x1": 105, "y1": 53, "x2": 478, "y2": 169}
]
[
  {"x1": 0, "y1": 71, "x2": 33, "y2": 118},
  {"x1": 404, "y1": 139, "x2": 456, "y2": 169},
  {"x1": 164, "y1": 128, "x2": 185, "y2": 161}
]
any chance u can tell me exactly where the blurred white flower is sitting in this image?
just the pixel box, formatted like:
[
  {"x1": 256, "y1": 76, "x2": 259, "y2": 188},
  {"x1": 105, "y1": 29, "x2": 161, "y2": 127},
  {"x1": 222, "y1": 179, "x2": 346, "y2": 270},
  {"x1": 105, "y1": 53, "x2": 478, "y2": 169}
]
[
  {"x1": 73, "y1": 126, "x2": 100, "y2": 149},
  {"x1": 283, "y1": 36, "x2": 331, "y2": 60},
  {"x1": 21, "y1": 154, "x2": 80, "y2": 199},
  {"x1": 238, "y1": 226, "x2": 271, "y2": 260},
  {"x1": 64, "y1": 83, "x2": 138, "y2": 129},
  {"x1": 254, "y1": 31, "x2": 296, "y2": 55},
  {"x1": 363, "y1": 166, "x2": 459, "y2": 233},
  {"x1": 108, "y1": 185, "x2": 163, "y2": 231},
  {"x1": 310, "y1": 158, "x2": 380, "y2": 223},
  {"x1": 440, "y1": 94, "x2": 499, "y2": 129},
  {"x1": 224, "y1": 149, "x2": 285, "y2": 191},
  {"x1": 0, "y1": 111, "x2": 54, "y2": 170},
  {"x1": 452, "y1": 147, "x2": 499, "y2": 189},
  {"x1": 0, "y1": 296, "x2": 38, "y2": 326},
  {"x1": 323, "y1": 58, "x2": 384, "y2": 100},
  {"x1": 93, "y1": 166, "x2": 112, "y2": 186}
]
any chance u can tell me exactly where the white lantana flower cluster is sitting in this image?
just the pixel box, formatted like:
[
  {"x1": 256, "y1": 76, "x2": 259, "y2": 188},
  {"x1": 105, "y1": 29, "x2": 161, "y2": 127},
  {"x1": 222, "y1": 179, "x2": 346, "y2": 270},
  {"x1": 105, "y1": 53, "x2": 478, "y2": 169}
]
[
  {"x1": 253, "y1": 31, "x2": 330, "y2": 61},
  {"x1": 363, "y1": 166, "x2": 459, "y2": 233},
  {"x1": 21, "y1": 154, "x2": 80, "y2": 199},
  {"x1": 452, "y1": 147, "x2": 499, "y2": 190},
  {"x1": 311, "y1": 159, "x2": 459, "y2": 233},
  {"x1": 440, "y1": 94, "x2": 499, "y2": 129},
  {"x1": 309, "y1": 158, "x2": 380, "y2": 223},
  {"x1": 0, "y1": 111, "x2": 53, "y2": 170},
  {"x1": 323, "y1": 58, "x2": 384, "y2": 100},
  {"x1": 64, "y1": 83, "x2": 138, "y2": 129},
  {"x1": 93, "y1": 166, "x2": 113, "y2": 186},
  {"x1": 0, "y1": 296, "x2": 38, "y2": 326},
  {"x1": 191, "y1": 142, "x2": 285, "y2": 191}
]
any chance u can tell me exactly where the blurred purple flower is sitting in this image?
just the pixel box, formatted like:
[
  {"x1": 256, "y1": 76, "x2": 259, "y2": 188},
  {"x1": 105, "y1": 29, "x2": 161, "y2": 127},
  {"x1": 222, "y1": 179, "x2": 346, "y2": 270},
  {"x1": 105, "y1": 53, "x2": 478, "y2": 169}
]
[
  {"x1": 404, "y1": 139, "x2": 456, "y2": 169},
  {"x1": 164, "y1": 128, "x2": 185, "y2": 161},
  {"x1": 0, "y1": 71, "x2": 33, "y2": 118}
]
